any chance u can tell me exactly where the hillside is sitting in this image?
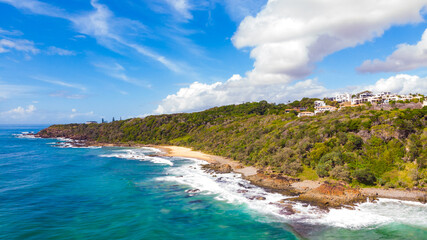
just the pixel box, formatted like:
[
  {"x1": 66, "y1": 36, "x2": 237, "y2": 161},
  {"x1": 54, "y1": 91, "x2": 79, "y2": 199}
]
[{"x1": 37, "y1": 101, "x2": 427, "y2": 188}]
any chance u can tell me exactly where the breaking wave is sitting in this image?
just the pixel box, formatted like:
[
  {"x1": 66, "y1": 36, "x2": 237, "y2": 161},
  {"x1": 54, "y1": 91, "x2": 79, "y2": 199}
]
[
  {"x1": 156, "y1": 158, "x2": 427, "y2": 229},
  {"x1": 99, "y1": 148, "x2": 172, "y2": 166}
]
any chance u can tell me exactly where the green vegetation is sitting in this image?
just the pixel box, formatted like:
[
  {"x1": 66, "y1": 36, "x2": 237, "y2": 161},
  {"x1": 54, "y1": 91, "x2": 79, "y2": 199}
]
[{"x1": 38, "y1": 100, "x2": 427, "y2": 188}]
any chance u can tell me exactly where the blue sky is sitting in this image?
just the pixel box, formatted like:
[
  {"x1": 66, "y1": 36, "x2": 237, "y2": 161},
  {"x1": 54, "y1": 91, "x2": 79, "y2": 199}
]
[{"x1": 0, "y1": 0, "x2": 427, "y2": 124}]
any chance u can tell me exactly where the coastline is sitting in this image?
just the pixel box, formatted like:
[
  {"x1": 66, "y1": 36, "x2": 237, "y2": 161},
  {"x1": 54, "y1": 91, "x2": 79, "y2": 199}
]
[
  {"x1": 42, "y1": 137, "x2": 427, "y2": 206},
  {"x1": 152, "y1": 145, "x2": 427, "y2": 206}
]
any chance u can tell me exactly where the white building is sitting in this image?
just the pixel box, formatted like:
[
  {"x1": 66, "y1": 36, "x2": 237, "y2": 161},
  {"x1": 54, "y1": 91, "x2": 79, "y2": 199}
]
[
  {"x1": 423, "y1": 100, "x2": 427, "y2": 107},
  {"x1": 85, "y1": 121, "x2": 97, "y2": 124},
  {"x1": 298, "y1": 111, "x2": 315, "y2": 117},
  {"x1": 334, "y1": 93, "x2": 351, "y2": 103},
  {"x1": 314, "y1": 100, "x2": 326, "y2": 108},
  {"x1": 315, "y1": 106, "x2": 337, "y2": 114}
]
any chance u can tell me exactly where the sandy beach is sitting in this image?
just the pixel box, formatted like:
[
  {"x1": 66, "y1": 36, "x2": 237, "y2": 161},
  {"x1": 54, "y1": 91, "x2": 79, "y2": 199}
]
[
  {"x1": 155, "y1": 145, "x2": 258, "y2": 176},
  {"x1": 154, "y1": 145, "x2": 426, "y2": 204}
]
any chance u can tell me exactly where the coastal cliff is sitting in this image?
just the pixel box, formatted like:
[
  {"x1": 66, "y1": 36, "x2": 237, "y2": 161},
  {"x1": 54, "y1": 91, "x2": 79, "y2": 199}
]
[{"x1": 37, "y1": 101, "x2": 427, "y2": 205}]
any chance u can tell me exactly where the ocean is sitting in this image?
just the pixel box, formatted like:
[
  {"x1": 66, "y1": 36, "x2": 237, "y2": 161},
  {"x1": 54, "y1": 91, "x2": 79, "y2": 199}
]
[{"x1": 1, "y1": 125, "x2": 426, "y2": 240}]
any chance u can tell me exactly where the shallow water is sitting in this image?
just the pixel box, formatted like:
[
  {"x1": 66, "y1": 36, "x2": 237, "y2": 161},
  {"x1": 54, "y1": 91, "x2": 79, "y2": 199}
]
[{"x1": 1, "y1": 125, "x2": 426, "y2": 239}]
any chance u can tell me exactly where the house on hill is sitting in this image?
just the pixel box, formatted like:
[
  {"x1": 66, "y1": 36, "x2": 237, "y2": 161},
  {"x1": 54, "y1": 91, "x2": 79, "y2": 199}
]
[
  {"x1": 314, "y1": 105, "x2": 337, "y2": 114},
  {"x1": 298, "y1": 111, "x2": 315, "y2": 117}
]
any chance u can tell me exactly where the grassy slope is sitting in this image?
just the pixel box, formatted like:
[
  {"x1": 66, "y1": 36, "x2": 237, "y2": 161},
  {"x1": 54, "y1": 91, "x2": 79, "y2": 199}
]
[{"x1": 38, "y1": 101, "x2": 427, "y2": 188}]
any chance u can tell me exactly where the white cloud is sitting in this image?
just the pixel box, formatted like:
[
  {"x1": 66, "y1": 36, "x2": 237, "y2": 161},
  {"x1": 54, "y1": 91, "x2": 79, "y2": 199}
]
[
  {"x1": 0, "y1": 38, "x2": 39, "y2": 54},
  {"x1": 154, "y1": 74, "x2": 328, "y2": 114},
  {"x1": 361, "y1": 74, "x2": 427, "y2": 94},
  {"x1": 155, "y1": 0, "x2": 427, "y2": 114},
  {"x1": 232, "y1": 0, "x2": 427, "y2": 85},
  {"x1": 357, "y1": 28, "x2": 427, "y2": 73},
  {"x1": 69, "y1": 109, "x2": 94, "y2": 119},
  {"x1": 0, "y1": 27, "x2": 23, "y2": 36},
  {"x1": 0, "y1": 0, "x2": 67, "y2": 18},
  {"x1": 0, "y1": 0, "x2": 181, "y2": 72},
  {"x1": 47, "y1": 46, "x2": 76, "y2": 56},
  {"x1": 1, "y1": 104, "x2": 36, "y2": 119},
  {"x1": 92, "y1": 62, "x2": 151, "y2": 87},
  {"x1": 164, "y1": 0, "x2": 192, "y2": 20},
  {"x1": 32, "y1": 76, "x2": 87, "y2": 91},
  {"x1": 155, "y1": 73, "x2": 427, "y2": 114}
]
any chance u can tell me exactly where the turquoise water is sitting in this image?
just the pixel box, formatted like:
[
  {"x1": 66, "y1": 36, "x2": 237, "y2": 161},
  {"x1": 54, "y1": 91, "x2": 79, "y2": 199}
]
[{"x1": 1, "y1": 125, "x2": 426, "y2": 240}]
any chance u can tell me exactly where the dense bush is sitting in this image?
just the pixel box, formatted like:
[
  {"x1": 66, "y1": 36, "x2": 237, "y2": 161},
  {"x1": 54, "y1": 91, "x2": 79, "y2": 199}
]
[{"x1": 352, "y1": 169, "x2": 376, "y2": 185}]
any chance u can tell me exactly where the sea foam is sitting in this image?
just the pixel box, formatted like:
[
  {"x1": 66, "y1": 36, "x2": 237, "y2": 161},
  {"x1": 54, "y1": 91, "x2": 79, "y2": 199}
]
[
  {"x1": 100, "y1": 148, "x2": 173, "y2": 166},
  {"x1": 156, "y1": 157, "x2": 427, "y2": 229}
]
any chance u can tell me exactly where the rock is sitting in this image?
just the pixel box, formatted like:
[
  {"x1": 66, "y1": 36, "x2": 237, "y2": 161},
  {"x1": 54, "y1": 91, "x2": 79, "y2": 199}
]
[
  {"x1": 248, "y1": 196, "x2": 266, "y2": 200},
  {"x1": 417, "y1": 194, "x2": 427, "y2": 204},
  {"x1": 237, "y1": 189, "x2": 248, "y2": 193},
  {"x1": 279, "y1": 204, "x2": 296, "y2": 215},
  {"x1": 295, "y1": 182, "x2": 366, "y2": 209},
  {"x1": 185, "y1": 189, "x2": 200, "y2": 193},
  {"x1": 202, "y1": 163, "x2": 233, "y2": 173},
  {"x1": 243, "y1": 173, "x2": 299, "y2": 196}
]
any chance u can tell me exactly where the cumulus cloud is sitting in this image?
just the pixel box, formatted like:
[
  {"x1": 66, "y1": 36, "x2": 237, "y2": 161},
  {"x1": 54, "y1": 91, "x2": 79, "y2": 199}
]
[
  {"x1": 357, "y1": 28, "x2": 427, "y2": 73},
  {"x1": 232, "y1": 0, "x2": 427, "y2": 85},
  {"x1": 362, "y1": 74, "x2": 427, "y2": 94},
  {"x1": 0, "y1": 38, "x2": 39, "y2": 54},
  {"x1": 1, "y1": 105, "x2": 36, "y2": 119},
  {"x1": 154, "y1": 75, "x2": 328, "y2": 114},
  {"x1": 155, "y1": 0, "x2": 427, "y2": 114}
]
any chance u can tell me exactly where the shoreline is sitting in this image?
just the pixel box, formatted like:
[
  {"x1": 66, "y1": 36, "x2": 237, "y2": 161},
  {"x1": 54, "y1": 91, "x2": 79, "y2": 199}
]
[
  {"x1": 135, "y1": 144, "x2": 427, "y2": 206},
  {"x1": 42, "y1": 137, "x2": 427, "y2": 206}
]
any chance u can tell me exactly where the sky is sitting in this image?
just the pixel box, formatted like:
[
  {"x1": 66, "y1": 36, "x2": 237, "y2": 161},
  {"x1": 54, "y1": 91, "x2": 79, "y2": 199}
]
[{"x1": 1, "y1": 0, "x2": 427, "y2": 124}]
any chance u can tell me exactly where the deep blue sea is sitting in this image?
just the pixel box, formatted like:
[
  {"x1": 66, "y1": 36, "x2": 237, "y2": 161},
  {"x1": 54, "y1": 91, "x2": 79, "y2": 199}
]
[{"x1": 1, "y1": 125, "x2": 426, "y2": 240}]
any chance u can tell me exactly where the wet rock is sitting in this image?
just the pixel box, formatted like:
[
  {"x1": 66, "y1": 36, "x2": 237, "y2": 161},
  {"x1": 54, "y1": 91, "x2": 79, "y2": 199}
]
[
  {"x1": 185, "y1": 189, "x2": 200, "y2": 193},
  {"x1": 248, "y1": 196, "x2": 266, "y2": 200},
  {"x1": 279, "y1": 204, "x2": 296, "y2": 215},
  {"x1": 237, "y1": 189, "x2": 248, "y2": 193}
]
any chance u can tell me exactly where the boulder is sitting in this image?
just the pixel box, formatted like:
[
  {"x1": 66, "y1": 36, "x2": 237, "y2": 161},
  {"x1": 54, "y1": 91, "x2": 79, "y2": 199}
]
[{"x1": 295, "y1": 182, "x2": 366, "y2": 208}]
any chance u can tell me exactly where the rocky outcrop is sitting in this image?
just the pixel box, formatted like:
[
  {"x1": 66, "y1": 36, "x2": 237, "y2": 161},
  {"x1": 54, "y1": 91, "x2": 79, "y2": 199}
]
[
  {"x1": 244, "y1": 173, "x2": 300, "y2": 195},
  {"x1": 203, "y1": 163, "x2": 233, "y2": 173},
  {"x1": 294, "y1": 182, "x2": 367, "y2": 208}
]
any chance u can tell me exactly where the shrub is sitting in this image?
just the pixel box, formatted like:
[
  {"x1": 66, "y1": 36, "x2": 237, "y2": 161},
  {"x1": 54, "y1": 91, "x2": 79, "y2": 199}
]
[
  {"x1": 330, "y1": 165, "x2": 351, "y2": 182},
  {"x1": 353, "y1": 168, "x2": 376, "y2": 185},
  {"x1": 316, "y1": 162, "x2": 332, "y2": 178}
]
